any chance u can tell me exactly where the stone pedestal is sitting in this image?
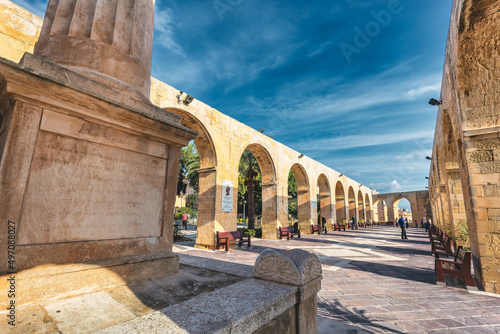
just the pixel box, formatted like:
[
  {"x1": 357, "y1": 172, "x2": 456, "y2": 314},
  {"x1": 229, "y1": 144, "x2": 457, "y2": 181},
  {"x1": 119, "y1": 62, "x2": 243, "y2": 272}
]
[
  {"x1": 0, "y1": 53, "x2": 196, "y2": 306},
  {"x1": 253, "y1": 249, "x2": 323, "y2": 334}
]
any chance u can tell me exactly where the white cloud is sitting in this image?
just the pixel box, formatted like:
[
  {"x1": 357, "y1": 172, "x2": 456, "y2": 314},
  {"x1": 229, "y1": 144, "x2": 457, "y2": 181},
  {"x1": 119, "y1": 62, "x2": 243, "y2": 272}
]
[
  {"x1": 406, "y1": 83, "x2": 441, "y2": 100},
  {"x1": 154, "y1": 6, "x2": 185, "y2": 57}
]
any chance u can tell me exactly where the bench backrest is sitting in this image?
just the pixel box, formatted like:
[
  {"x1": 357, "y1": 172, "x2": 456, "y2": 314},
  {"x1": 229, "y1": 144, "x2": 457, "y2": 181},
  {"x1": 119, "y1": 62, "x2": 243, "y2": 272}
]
[
  {"x1": 287, "y1": 226, "x2": 296, "y2": 234},
  {"x1": 280, "y1": 227, "x2": 289, "y2": 232},
  {"x1": 217, "y1": 231, "x2": 243, "y2": 240},
  {"x1": 312, "y1": 224, "x2": 320, "y2": 230},
  {"x1": 455, "y1": 248, "x2": 472, "y2": 271}
]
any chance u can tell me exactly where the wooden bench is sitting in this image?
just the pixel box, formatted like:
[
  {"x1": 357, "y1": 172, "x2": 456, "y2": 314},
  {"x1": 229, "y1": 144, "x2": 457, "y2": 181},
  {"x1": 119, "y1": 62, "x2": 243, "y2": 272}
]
[
  {"x1": 216, "y1": 231, "x2": 251, "y2": 252},
  {"x1": 311, "y1": 224, "x2": 321, "y2": 235},
  {"x1": 435, "y1": 247, "x2": 477, "y2": 289},
  {"x1": 287, "y1": 226, "x2": 301, "y2": 239},
  {"x1": 278, "y1": 227, "x2": 290, "y2": 240},
  {"x1": 432, "y1": 235, "x2": 453, "y2": 255},
  {"x1": 333, "y1": 223, "x2": 346, "y2": 231}
]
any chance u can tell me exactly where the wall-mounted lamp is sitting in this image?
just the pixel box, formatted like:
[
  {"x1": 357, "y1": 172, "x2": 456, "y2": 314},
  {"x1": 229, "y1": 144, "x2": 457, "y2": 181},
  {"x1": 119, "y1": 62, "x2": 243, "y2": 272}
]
[
  {"x1": 339, "y1": 174, "x2": 343, "y2": 177},
  {"x1": 425, "y1": 177, "x2": 429, "y2": 179},
  {"x1": 176, "y1": 91, "x2": 195, "y2": 105},
  {"x1": 429, "y1": 98, "x2": 442, "y2": 106},
  {"x1": 425, "y1": 186, "x2": 429, "y2": 189},
  {"x1": 184, "y1": 95, "x2": 194, "y2": 105},
  {"x1": 426, "y1": 156, "x2": 432, "y2": 160},
  {"x1": 298, "y1": 154, "x2": 304, "y2": 159}
]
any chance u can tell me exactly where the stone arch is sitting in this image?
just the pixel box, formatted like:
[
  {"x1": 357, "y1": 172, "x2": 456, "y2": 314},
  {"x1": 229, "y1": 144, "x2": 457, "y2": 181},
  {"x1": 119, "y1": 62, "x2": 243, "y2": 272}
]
[
  {"x1": 317, "y1": 174, "x2": 332, "y2": 227},
  {"x1": 357, "y1": 190, "x2": 364, "y2": 221},
  {"x1": 393, "y1": 197, "x2": 413, "y2": 221},
  {"x1": 335, "y1": 181, "x2": 347, "y2": 225},
  {"x1": 348, "y1": 186, "x2": 356, "y2": 221},
  {"x1": 239, "y1": 143, "x2": 277, "y2": 239},
  {"x1": 289, "y1": 163, "x2": 311, "y2": 233},
  {"x1": 164, "y1": 108, "x2": 217, "y2": 249},
  {"x1": 374, "y1": 199, "x2": 387, "y2": 222},
  {"x1": 442, "y1": 109, "x2": 467, "y2": 238},
  {"x1": 365, "y1": 193, "x2": 372, "y2": 221}
]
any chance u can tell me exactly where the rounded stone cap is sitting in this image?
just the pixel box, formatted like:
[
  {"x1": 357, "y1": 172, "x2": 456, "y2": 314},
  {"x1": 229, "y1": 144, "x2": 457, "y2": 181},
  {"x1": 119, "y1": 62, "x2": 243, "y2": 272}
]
[{"x1": 253, "y1": 249, "x2": 322, "y2": 286}]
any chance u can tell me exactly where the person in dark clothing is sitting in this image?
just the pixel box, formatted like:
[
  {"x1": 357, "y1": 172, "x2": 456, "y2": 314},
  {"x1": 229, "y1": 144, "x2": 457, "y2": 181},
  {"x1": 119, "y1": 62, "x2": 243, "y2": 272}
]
[
  {"x1": 321, "y1": 216, "x2": 327, "y2": 233},
  {"x1": 351, "y1": 216, "x2": 358, "y2": 230},
  {"x1": 398, "y1": 215, "x2": 407, "y2": 239}
]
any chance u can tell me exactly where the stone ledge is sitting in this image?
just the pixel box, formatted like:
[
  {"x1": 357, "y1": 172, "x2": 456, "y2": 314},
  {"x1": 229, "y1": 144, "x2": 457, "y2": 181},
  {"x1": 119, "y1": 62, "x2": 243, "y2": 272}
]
[{"x1": 98, "y1": 278, "x2": 297, "y2": 334}]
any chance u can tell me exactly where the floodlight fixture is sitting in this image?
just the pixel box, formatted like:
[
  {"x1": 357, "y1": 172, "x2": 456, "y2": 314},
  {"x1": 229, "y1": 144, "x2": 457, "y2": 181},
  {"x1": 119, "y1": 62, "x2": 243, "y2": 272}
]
[{"x1": 429, "y1": 98, "x2": 442, "y2": 106}]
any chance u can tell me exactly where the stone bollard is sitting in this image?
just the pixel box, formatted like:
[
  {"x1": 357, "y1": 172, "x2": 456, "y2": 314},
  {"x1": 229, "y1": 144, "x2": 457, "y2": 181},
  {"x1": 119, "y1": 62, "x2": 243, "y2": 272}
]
[{"x1": 253, "y1": 249, "x2": 323, "y2": 334}]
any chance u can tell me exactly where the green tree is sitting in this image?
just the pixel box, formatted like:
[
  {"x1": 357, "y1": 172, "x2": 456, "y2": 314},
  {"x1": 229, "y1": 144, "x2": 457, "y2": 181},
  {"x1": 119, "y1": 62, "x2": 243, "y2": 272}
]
[
  {"x1": 288, "y1": 170, "x2": 298, "y2": 219},
  {"x1": 177, "y1": 143, "x2": 199, "y2": 196},
  {"x1": 239, "y1": 149, "x2": 261, "y2": 229}
]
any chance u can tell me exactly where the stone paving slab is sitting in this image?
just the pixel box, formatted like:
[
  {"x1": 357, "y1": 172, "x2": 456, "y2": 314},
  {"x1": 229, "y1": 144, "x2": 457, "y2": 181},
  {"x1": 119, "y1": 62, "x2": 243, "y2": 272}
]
[{"x1": 173, "y1": 225, "x2": 500, "y2": 333}]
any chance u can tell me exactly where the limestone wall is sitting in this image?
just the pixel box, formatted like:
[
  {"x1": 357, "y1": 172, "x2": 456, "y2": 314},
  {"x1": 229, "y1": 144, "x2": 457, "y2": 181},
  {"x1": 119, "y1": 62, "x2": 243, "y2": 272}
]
[
  {"x1": 428, "y1": 0, "x2": 500, "y2": 293},
  {"x1": 0, "y1": 0, "x2": 42, "y2": 62}
]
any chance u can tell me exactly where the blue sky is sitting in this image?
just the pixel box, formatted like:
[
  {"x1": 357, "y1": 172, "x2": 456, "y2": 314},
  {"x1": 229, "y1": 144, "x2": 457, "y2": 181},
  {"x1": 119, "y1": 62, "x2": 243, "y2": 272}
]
[{"x1": 14, "y1": 0, "x2": 452, "y2": 201}]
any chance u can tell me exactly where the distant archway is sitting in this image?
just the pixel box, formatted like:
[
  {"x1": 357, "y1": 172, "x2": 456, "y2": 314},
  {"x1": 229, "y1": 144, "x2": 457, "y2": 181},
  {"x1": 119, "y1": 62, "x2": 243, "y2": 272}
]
[
  {"x1": 335, "y1": 181, "x2": 346, "y2": 225},
  {"x1": 375, "y1": 199, "x2": 387, "y2": 222},
  {"x1": 318, "y1": 174, "x2": 332, "y2": 227},
  {"x1": 348, "y1": 187, "x2": 356, "y2": 221},
  {"x1": 240, "y1": 144, "x2": 277, "y2": 239},
  {"x1": 365, "y1": 193, "x2": 372, "y2": 221},
  {"x1": 357, "y1": 190, "x2": 364, "y2": 221},
  {"x1": 289, "y1": 164, "x2": 311, "y2": 233}
]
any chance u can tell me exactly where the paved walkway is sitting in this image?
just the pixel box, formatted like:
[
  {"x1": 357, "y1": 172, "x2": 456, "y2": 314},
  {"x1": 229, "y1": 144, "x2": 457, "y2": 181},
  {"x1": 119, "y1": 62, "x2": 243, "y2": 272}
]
[{"x1": 175, "y1": 225, "x2": 500, "y2": 333}]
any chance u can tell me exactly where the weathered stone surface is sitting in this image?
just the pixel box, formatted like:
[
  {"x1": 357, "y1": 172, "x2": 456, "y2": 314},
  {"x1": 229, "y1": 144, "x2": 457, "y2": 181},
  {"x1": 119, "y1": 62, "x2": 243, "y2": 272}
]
[
  {"x1": 0, "y1": 305, "x2": 58, "y2": 333},
  {"x1": 99, "y1": 278, "x2": 297, "y2": 334},
  {"x1": 467, "y1": 150, "x2": 494, "y2": 163},
  {"x1": 44, "y1": 292, "x2": 136, "y2": 334},
  {"x1": 34, "y1": 0, "x2": 155, "y2": 98}
]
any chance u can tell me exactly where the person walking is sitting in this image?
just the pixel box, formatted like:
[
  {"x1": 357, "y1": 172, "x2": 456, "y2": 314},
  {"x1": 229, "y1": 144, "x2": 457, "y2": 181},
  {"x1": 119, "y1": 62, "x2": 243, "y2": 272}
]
[
  {"x1": 322, "y1": 216, "x2": 327, "y2": 233},
  {"x1": 415, "y1": 220, "x2": 418, "y2": 228},
  {"x1": 182, "y1": 211, "x2": 188, "y2": 230},
  {"x1": 351, "y1": 216, "x2": 358, "y2": 230},
  {"x1": 405, "y1": 217, "x2": 409, "y2": 229},
  {"x1": 398, "y1": 215, "x2": 408, "y2": 239},
  {"x1": 420, "y1": 219, "x2": 424, "y2": 228}
]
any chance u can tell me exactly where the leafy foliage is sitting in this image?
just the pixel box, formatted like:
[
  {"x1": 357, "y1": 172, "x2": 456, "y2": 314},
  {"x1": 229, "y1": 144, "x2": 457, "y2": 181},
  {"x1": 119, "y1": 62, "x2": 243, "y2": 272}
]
[
  {"x1": 177, "y1": 143, "x2": 199, "y2": 196},
  {"x1": 238, "y1": 149, "x2": 261, "y2": 229},
  {"x1": 237, "y1": 228, "x2": 262, "y2": 238},
  {"x1": 174, "y1": 207, "x2": 193, "y2": 220},
  {"x1": 186, "y1": 193, "x2": 198, "y2": 209},
  {"x1": 288, "y1": 170, "x2": 298, "y2": 219},
  {"x1": 454, "y1": 221, "x2": 470, "y2": 249}
]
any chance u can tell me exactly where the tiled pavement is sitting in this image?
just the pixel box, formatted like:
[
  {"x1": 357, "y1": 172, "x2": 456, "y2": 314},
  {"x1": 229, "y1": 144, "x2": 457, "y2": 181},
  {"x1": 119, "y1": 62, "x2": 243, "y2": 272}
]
[{"x1": 174, "y1": 225, "x2": 500, "y2": 333}]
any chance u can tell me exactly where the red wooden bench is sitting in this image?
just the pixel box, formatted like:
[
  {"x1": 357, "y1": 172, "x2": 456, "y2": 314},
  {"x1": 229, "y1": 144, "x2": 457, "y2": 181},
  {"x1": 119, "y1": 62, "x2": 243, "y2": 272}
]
[
  {"x1": 432, "y1": 235, "x2": 453, "y2": 255},
  {"x1": 311, "y1": 224, "x2": 321, "y2": 235},
  {"x1": 435, "y1": 248, "x2": 477, "y2": 290},
  {"x1": 278, "y1": 227, "x2": 290, "y2": 240},
  {"x1": 216, "y1": 231, "x2": 251, "y2": 252},
  {"x1": 287, "y1": 226, "x2": 301, "y2": 239},
  {"x1": 333, "y1": 223, "x2": 346, "y2": 231}
]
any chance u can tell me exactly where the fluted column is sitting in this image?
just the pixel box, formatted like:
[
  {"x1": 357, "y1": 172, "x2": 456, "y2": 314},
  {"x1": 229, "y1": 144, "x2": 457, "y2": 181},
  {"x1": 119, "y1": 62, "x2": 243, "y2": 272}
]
[{"x1": 33, "y1": 0, "x2": 155, "y2": 98}]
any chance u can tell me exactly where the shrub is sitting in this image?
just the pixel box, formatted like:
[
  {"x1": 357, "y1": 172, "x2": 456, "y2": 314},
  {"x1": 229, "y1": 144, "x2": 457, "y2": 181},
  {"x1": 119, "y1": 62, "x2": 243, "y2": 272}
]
[
  {"x1": 174, "y1": 207, "x2": 193, "y2": 220},
  {"x1": 237, "y1": 228, "x2": 262, "y2": 238}
]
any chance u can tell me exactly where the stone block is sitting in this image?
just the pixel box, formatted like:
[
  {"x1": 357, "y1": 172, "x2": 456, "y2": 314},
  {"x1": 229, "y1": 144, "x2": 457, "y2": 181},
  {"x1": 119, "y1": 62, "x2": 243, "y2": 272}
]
[
  {"x1": 488, "y1": 209, "x2": 500, "y2": 221},
  {"x1": 467, "y1": 150, "x2": 494, "y2": 163},
  {"x1": 479, "y1": 161, "x2": 500, "y2": 173},
  {"x1": 476, "y1": 138, "x2": 500, "y2": 150}
]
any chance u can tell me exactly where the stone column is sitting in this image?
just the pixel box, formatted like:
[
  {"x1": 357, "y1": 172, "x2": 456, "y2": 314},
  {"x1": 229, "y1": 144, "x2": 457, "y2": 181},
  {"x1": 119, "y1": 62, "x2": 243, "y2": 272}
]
[
  {"x1": 33, "y1": 0, "x2": 155, "y2": 99},
  {"x1": 253, "y1": 249, "x2": 323, "y2": 334}
]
